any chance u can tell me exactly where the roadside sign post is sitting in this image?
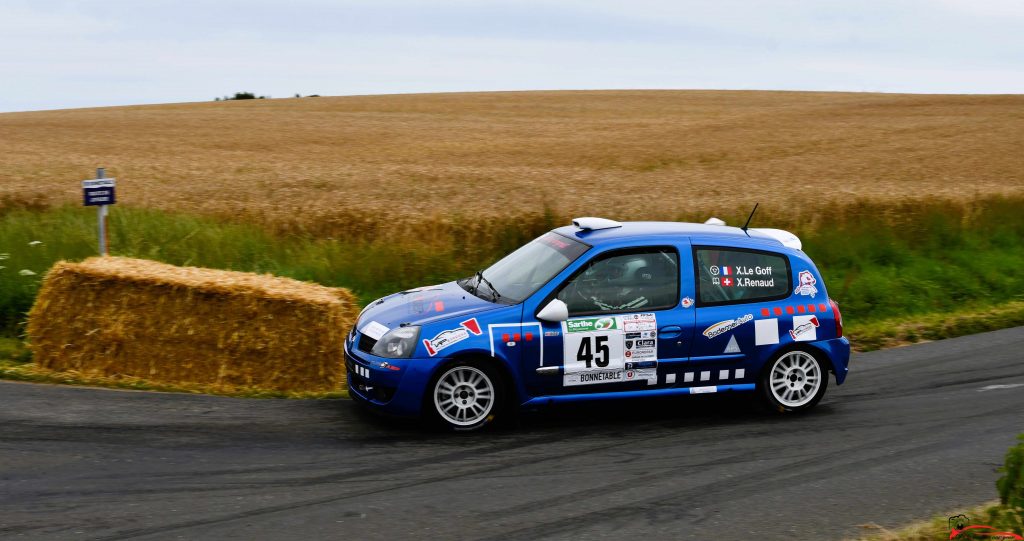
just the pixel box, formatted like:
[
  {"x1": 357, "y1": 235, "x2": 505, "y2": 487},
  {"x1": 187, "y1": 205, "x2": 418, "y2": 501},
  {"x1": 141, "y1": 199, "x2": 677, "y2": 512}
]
[{"x1": 82, "y1": 168, "x2": 116, "y2": 256}]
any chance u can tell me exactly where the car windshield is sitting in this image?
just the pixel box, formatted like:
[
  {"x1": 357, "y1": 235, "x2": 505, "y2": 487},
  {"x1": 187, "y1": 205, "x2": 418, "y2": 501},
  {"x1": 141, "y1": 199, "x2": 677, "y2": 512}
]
[{"x1": 460, "y1": 232, "x2": 589, "y2": 303}]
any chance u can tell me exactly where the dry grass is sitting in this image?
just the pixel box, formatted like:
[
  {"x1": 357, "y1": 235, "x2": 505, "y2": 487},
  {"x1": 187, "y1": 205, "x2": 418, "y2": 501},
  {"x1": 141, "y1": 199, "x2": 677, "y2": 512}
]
[
  {"x1": 1, "y1": 90, "x2": 1022, "y2": 236},
  {"x1": 27, "y1": 257, "x2": 359, "y2": 392}
]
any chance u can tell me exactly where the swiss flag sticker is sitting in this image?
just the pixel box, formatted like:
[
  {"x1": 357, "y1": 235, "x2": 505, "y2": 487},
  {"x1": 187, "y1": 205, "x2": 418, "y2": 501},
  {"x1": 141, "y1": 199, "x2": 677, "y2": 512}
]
[{"x1": 721, "y1": 277, "x2": 734, "y2": 287}]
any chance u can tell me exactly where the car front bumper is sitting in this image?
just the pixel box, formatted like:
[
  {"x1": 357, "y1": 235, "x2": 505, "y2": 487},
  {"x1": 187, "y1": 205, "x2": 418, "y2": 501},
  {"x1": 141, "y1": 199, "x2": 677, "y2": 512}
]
[{"x1": 344, "y1": 339, "x2": 437, "y2": 418}]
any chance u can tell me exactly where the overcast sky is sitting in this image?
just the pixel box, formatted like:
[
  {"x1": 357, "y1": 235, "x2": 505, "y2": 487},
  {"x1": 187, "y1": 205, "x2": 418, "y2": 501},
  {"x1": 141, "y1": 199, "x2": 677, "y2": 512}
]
[{"x1": 1, "y1": 0, "x2": 1022, "y2": 112}]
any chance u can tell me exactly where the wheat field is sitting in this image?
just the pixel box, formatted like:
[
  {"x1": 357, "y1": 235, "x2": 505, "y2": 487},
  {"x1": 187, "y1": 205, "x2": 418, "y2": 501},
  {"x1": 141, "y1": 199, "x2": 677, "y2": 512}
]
[{"x1": 1, "y1": 90, "x2": 1022, "y2": 234}]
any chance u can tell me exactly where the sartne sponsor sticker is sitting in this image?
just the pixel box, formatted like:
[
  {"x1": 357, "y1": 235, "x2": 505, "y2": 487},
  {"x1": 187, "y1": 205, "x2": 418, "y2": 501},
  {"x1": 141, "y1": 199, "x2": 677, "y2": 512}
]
[{"x1": 566, "y1": 317, "x2": 618, "y2": 333}]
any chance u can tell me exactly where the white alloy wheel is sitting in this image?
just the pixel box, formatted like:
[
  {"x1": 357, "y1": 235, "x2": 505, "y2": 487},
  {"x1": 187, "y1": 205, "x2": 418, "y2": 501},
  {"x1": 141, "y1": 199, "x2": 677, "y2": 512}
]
[
  {"x1": 433, "y1": 365, "x2": 496, "y2": 428},
  {"x1": 769, "y1": 351, "x2": 822, "y2": 408}
]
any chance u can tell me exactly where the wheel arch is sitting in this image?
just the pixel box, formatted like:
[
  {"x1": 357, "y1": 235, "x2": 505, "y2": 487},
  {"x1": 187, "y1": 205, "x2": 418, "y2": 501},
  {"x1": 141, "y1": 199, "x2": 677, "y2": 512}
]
[
  {"x1": 758, "y1": 342, "x2": 836, "y2": 381},
  {"x1": 428, "y1": 350, "x2": 522, "y2": 405}
]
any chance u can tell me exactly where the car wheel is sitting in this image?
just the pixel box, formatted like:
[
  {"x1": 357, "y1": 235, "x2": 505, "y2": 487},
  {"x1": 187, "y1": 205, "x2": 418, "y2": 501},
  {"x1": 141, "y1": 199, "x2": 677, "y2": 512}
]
[
  {"x1": 760, "y1": 349, "x2": 828, "y2": 413},
  {"x1": 430, "y1": 363, "x2": 501, "y2": 431}
]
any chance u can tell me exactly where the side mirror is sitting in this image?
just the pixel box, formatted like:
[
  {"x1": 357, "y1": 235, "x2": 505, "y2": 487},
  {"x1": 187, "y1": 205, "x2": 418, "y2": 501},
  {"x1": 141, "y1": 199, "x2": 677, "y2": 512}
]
[{"x1": 536, "y1": 299, "x2": 569, "y2": 322}]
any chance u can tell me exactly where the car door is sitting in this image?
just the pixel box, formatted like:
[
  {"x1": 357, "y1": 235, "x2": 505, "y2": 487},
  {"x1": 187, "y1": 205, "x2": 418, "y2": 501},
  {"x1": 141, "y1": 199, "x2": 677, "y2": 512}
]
[
  {"x1": 520, "y1": 242, "x2": 696, "y2": 397},
  {"x1": 689, "y1": 245, "x2": 793, "y2": 390}
]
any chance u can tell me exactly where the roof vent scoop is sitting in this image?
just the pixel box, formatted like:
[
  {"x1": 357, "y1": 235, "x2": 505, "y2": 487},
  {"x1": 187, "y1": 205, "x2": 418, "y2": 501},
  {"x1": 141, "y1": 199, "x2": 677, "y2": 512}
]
[
  {"x1": 572, "y1": 217, "x2": 622, "y2": 231},
  {"x1": 704, "y1": 217, "x2": 726, "y2": 226}
]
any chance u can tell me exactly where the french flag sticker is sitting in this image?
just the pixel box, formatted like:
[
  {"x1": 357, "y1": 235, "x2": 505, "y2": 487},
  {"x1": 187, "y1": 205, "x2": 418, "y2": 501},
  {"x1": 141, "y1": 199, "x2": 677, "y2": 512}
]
[{"x1": 721, "y1": 266, "x2": 732, "y2": 276}]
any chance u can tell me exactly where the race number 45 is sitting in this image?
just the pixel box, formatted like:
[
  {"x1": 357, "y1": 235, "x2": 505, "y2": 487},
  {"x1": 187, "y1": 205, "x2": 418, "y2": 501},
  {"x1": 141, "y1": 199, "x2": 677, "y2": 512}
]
[{"x1": 576, "y1": 335, "x2": 610, "y2": 368}]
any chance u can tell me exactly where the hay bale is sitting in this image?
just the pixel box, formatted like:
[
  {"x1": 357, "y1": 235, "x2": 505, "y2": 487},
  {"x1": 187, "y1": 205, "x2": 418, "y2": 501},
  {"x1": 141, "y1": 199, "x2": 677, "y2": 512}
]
[{"x1": 27, "y1": 257, "x2": 359, "y2": 392}]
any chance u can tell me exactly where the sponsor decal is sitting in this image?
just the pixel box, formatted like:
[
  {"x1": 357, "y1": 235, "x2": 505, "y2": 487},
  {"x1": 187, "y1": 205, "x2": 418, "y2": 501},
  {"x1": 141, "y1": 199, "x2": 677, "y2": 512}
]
[
  {"x1": 544, "y1": 330, "x2": 560, "y2": 337},
  {"x1": 624, "y1": 360, "x2": 657, "y2": 383},
  {"x1": 789, "y1": 315, "x2": 820, "y2": 341},
  {"x1": 702, "y1": 314, "x2": 753, "y2": 339},
  {"x1": 681, "y1": 296, "x2": 694, "y2": 308},
  {"x1": 423, "y1": 318, "x2": 482, "y2": 356},
  {"x1": 723, "y1": 335, "x2": 741, "y2": 354},
  {"x1": 460, "y1": 318, "x2": 482, "y2": 335},
  {"x1": 690, "y1": 386, "x2": 717, "y2": 394},
  {"x1": 622, "y1": 313, "x2": 657, "y2": 332},
  {"x1": 755, "y1": 318, "x2": 780, "y2": 346},
  {"x1": 574, "y1": 370, "x2": 622, "y2": 384},
  {"x1": 795, "y1": 270, "x2": 819, "y2": 297},
  {"x1": 563, "y1": 313, "x2": 658, "y2": 386},
  {"x1": 539, "y1": 234, "x2": 571, "y2": 250},
  {"x1": 566, "y1": 316, "x2": 618, "y2": 333},
  {"x1": 361, "y1": 321, "x2": 389, "y2": 341}
]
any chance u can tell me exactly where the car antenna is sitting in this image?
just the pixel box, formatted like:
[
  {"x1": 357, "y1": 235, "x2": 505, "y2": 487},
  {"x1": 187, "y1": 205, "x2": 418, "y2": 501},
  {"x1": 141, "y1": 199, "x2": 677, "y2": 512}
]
[{"x1": 741, "y1": 202, "x2": 759, "y2": 234}]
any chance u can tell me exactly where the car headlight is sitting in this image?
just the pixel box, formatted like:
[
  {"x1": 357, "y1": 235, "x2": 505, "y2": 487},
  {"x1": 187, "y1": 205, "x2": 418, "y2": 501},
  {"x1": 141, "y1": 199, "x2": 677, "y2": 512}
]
[{"x1": 371, "y1": 326, "x2": 420, "y2": 359}]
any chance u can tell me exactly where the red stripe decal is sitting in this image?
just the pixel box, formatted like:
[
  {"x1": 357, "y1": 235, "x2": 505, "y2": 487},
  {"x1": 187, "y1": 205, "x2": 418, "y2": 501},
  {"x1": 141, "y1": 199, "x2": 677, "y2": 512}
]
[{"x1": 460, "y1": 318, "x2": 482, "y2": 335}]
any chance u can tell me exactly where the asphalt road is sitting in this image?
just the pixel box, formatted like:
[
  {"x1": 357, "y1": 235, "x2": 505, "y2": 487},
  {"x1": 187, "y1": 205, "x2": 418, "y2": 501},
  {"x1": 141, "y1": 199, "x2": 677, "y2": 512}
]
[{"x1": 2, "y1": 328, "x2": 1023, "y2": 541}]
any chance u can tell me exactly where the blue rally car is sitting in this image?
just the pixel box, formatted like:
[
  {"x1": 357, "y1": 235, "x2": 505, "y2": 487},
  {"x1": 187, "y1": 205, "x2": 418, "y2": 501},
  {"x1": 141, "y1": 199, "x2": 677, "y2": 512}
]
[{"x1": 346, "y1": 217, "x2": 850, "y2": 430}]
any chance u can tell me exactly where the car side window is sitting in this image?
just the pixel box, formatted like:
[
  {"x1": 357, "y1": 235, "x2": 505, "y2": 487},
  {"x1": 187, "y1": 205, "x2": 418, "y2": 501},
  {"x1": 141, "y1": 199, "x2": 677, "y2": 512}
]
[
  {"x1": 556, "y1": 248, "x2": 679, "y2": 316},
  {"x1": 695, "y1": 247, "x2": 791, "y2": 305}
]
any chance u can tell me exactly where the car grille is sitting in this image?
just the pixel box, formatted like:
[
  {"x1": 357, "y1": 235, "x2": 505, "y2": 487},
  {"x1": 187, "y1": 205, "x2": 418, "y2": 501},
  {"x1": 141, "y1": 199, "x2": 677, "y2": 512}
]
[{"x1": 357, "y1": 332, "x2": 378, "y2": 354}]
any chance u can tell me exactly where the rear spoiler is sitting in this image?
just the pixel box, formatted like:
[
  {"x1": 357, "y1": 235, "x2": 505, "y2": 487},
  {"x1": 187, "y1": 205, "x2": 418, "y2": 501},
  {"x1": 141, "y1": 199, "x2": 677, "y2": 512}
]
[{"x1": 750, "y1": 228, "x2": 802, "y2": 250}]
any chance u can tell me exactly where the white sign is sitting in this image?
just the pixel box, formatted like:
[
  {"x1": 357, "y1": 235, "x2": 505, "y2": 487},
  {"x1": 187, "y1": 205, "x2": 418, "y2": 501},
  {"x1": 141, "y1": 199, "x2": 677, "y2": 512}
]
[
  {"x1": 82, "y1": 179, "x2": 116, "y2": 189},
  {"x1": 562, "y1": 313, "x2": 657, "y2": 387},
  {"x1": 361, "y1": 321, "x2": 389, "y2": 341}
]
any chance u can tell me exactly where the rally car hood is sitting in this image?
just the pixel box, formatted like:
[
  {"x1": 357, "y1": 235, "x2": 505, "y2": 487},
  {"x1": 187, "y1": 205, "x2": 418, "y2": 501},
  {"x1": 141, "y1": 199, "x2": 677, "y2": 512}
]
[{"x1": 356, "y1": 280, "x2": 502, "y2": 332}]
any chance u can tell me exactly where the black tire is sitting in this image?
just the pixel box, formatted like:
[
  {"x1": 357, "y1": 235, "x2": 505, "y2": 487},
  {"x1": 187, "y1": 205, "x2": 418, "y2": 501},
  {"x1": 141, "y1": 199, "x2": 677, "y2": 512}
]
[
  {"x1": 759, "y1": 348, "x2": 829, "y2": 413},
  {"x1": 425, "y1": 361, "x2": 505, "y2": 432}
]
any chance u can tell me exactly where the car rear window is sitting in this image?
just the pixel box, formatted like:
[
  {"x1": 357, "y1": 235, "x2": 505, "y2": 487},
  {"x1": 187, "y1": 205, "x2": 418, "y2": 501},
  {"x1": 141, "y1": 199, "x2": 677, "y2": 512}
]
[{"x1": 695, "y1": 247, "x2": 791, "y2": 306}]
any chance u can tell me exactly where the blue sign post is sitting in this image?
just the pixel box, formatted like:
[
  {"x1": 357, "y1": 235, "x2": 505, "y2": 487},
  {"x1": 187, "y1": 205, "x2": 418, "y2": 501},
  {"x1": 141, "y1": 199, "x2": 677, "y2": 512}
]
[{"x1": 82, "y1": 168, "x2": 116, "y2": 256}]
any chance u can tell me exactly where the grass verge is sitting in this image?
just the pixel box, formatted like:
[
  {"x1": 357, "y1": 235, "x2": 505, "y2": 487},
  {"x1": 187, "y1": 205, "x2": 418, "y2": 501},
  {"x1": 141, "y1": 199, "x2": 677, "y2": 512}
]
[
  {"x1": 0, "y1": 358, "x2": 347, "y2": 399},
  {"x1": 847, "y1": 301, "x2": 1024, "y2": 351},
  {"x1": 849, "y1": 501, "x2": 1024, "y2": 541},
  {"x1": 853, "y1": 435, "x2": 1024, "y2": 540}
]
